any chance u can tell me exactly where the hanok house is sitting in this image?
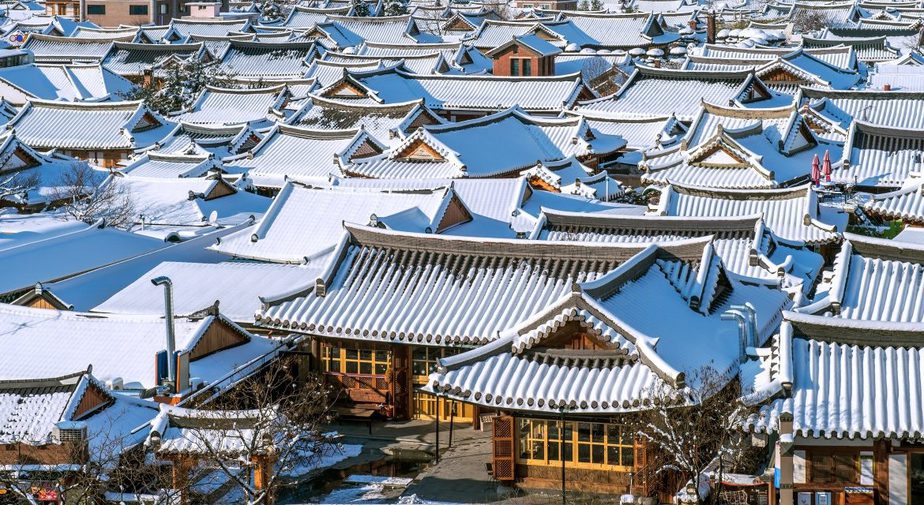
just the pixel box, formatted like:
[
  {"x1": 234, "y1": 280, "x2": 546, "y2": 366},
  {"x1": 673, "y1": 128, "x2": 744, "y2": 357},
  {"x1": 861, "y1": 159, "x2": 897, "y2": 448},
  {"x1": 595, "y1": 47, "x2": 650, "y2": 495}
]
[
  {"x1": 741, "y1": 311, "x2": 924, "y2": 505},
  {"x1": 315, "y1": 63, "x2": 589, "y2": 120},
  {"x1": 863, "y1": 176, "x2": 924, "y2": 228},
  {"x1": 253, "y1": 225, "x2": 752, "y2": 425},
  {"x1": 0, "y1": 129, "x2": 97, "y2": 212},
  {"x1": 530, "y1": 209, "x2": 825, "y2": 297},
  {"x1": 639, "y1": 101, "x2": 842, "y2": 190},
  {"x1": 222, "y1": 124, "x2": 385, "y2": 191},
  {"x1": 834, "y1": 121, "x2": 924, "y2": 192},
  {"x1": 0, "y1": 369, "x2": 158, "y2": 501},
  {"x1": 100, "y1": 42, "x2": 206, "y2": 84},
  {"x1": 576, "y1": 67, "x2": 781, "y2": 122},
  {"x1": 486, "y1": 34, "x2": 562, "y2": 77},
  {"x1": 5, "y1": 100, "x2": 175, "y2": 168},
  {"x1": 0, "y1": 303, "x2": 280, "y2": 403},
  {"x1": 425, "y1": 238, "x2": 789, "y2": 495},
  {"x1": 343, "y1": 106, "x2": 626, "y2": 179},
  {"x1": 652, "y1": 183, "x2": 843, "y2": 261},
  {"x1": 145, "y1": 406, "x2": 279, "y2": 505}
]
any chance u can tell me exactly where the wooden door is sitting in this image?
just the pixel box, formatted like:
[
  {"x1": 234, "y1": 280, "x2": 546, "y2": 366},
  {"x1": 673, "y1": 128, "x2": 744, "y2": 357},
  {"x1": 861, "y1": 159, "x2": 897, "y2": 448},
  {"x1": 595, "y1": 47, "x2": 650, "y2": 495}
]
[
  {"x1": 390, "y1": 345, "x2": 411, "y2": 420},
  {"x1": 493, "y1": 415, "x2": 516, "y2": 481}
]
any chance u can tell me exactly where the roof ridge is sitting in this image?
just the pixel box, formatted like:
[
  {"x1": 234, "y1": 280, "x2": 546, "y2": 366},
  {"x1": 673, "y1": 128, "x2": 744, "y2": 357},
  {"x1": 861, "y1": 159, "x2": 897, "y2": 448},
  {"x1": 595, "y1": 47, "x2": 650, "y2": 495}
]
[{"x1": 344, "y1": 222, "x2": 714, "y2": 262}]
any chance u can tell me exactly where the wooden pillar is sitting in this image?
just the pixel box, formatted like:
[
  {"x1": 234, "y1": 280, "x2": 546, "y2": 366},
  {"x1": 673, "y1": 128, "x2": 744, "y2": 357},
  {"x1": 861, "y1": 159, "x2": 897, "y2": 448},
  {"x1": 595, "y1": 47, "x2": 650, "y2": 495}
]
[
  {"x1": 171, "y1": 456, "x2": 193, "y2": 505},
  {"x1": 778, "y1": 414, "x2": 795, "y2": 505},
  {"x1": 309, "y1": 337, "x2": 320, "y2": 372},
  {"x1": 874, "y1": 439, "x2": 890, "y2": 505},
  {"x1": 632, "y1": 437, "x2": 649, "y2": 497},
  {"x1": 252, "y1": 451, "x2": 277, "y2": 505}
]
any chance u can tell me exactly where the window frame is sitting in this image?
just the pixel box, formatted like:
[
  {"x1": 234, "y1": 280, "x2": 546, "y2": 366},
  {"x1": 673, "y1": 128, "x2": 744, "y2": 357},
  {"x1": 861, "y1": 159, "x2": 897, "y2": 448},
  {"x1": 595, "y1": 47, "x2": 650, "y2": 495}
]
[
  {"x1": 322, "y1": 343, "x2": 390, "y2": 376},
  {"x1": 516, "y1": 418, "x2": 635, "y2": 471},
  {"x1": 86, "y1": 4, "x2": 106, "y2": 14},
  {"x1": 129, "y1": 4, "x2": 148, "y2": 15}
]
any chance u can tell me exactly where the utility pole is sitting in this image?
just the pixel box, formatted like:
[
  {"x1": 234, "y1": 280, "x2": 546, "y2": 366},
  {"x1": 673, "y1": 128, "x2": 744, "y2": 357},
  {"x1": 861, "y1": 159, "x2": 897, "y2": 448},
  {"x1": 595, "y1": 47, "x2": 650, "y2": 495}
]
[
  {"x1": 560, "y1": 407, "x2": 566, "y2": 505},
  {"x1": 435, "y1": 396, "x2": 440, "y2": 463}
]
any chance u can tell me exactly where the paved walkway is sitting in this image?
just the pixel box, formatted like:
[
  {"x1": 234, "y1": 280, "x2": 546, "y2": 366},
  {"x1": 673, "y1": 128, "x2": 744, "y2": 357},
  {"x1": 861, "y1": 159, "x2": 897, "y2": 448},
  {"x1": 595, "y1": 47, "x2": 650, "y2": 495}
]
[
  {"x1": 401, "y1": 424, "x2": 502, "y2": 503},
  {"x1": 323, "y1": 420, "x2": 611, "y2": 504}
]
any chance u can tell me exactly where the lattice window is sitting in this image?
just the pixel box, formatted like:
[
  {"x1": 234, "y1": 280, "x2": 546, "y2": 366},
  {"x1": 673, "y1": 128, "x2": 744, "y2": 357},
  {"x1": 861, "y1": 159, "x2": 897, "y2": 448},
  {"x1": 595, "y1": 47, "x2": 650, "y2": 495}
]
[
  {"x1": 322, "y1": 343, "x2": 389, "y2": 375},
  {"x1": 493, "y1": 415, "x2": 516, "y2": 481},
  {"x1": 517, "y1": 418, "x2": 634, "y2": 470}
]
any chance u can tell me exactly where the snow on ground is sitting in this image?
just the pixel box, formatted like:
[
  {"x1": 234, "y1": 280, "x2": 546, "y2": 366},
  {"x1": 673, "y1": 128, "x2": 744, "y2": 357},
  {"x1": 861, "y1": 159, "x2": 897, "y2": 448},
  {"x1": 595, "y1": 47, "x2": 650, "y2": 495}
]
[
  {"x1": 279, "y1": 442, "x2": 363, "y2": 478},
  {"x1": 319, "y1": 475, "x2": 412, "y2": 504}
]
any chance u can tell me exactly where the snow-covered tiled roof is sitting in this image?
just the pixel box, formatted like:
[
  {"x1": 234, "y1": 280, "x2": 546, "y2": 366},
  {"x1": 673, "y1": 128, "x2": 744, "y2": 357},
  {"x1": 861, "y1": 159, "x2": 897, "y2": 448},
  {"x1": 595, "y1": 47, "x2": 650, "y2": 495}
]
[
  {"x1": 22, "y1": 33, "x2": 126, "y2": 63},
  {"x1": 0, "y1": 132, "x2": 102, "y2": 208},
  {"x1": 321, "y1": 64, "x2": 585, "y2": 113},
  {"x1": 804, "y1": 87, "x2": 924, "y2": 130},
  {"x1": 803, "y1": 34, "x2": 899, "y2": 64},
  {"x1": 148, "y1": 121, "x2": 260, "y2": 159},
  {"x1": 102, "y1": 42, "x2": 203, "y2": 77},
  {"x1": 177, "y1": 84, "x2": 289, "y2": 127},
  {"x1": 429, "y1": 335, "x2": 664, "y2": 414},
  {"x1": 576, "y1": 67, "x2": 781, "y2": 121},
  {"x1": 0, "y1": 221, "x2": 165, "y2": 295},
  {"x1": 533, "y1": 209, "x2": 823, "y2": 290},
  {"x1": 216, "y1": 40, "x2": 316, "y2": 79},
  {"x1": 698, "y1": 43, "x2": 857, "y2": 73},
  {"x1": 0, "y1": 62, "x2": 135, "y2": 105},
  {"x1": 638, "y1": 105, "x2": 838, "y2": 190},
  {"x1": 743, "y1": 313, "x2": 924, "y2": 440},
  {"x1": 212, "y1": 181, "x2": 460, "y2": 263},
  {"x1": 223, "y1": 124, "x2": 373, "y2": 188},
  {"x1": 121, "y1": 153, "x2": 222, "y2": 178},
  {"x1": 0, "y1": 372, "x2": 88, "y2": 445},
  {"x1": 428, "y1": 241, "x2": 790, "y2": 413},
  {"x1": 555, "y1": 12, "x2": 679, "y2": 49},
  {"x1": 256, "y1": 225, "x2": 715, "y2": 345},
  {"x1": 287, "y1": 95, "x2": 441, "y2": 144},
  {"x1": 33, "y1": 225, "x2": 239, "y2": 311},
  {"x1": 837, "y1": 120, "x2": 924, "y2": 188},
  {"x1": 799, "y1": 233, "x2": 924, "y2": 323},
  {"x1": 572, "y1": 111, "x2": 682, "y2": 151},
  {"x1": 115, "y1": 174, "x2": 271, "y2": 228},
  {"x1": 282, "y1": 5, "x2": 349, "y2": 28},
  {"x1": 863, "y1": 177, "x2": 924, "y2": 224},
  {"x1": 8, "y1": 99, "x2": 174, "y2": 151},
  {"x1": 71, "y1": 25, "x2": 139, "y2": 40},
  {"x1": 169, "y1": 18, "x2": 251, "y2": 39},
  {"x1": 345, "y1": 107, "x2": 625, "y2": 179},
  {"x1": 655, "y1": 183, "x2": 841, "y2": 245},
  {"x1": 0, "y1": 303, "x2": 272, "y2": 389},
  {"x1": 93, "y1": 261, "x2": 313, "y2": 322},
  {"x1": 317, "y1": 15, "x2": 438, "y2": 47}
]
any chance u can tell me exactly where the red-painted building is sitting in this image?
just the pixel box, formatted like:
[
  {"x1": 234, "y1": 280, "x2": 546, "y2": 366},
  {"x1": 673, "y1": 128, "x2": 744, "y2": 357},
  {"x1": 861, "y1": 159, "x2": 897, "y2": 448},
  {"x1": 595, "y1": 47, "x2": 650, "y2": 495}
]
[{"x1": 487, "y1": 34, "x2": 562, "y2": 77}]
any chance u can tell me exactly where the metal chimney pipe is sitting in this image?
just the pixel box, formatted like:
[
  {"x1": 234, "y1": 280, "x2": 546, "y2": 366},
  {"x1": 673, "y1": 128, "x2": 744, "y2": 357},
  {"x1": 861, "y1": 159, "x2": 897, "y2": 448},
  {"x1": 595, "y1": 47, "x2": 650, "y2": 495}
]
[
  {"x1": 730, "y1": 304, "x2": 757, "y2": 349},
  {"x1": 743, "y1": 303, "x2": 759, "y2": 348},
  {"x1": 151, "y1": 276, "x2": 177, "y2": 389},
  {"x1": 721, "y1": 309, "x2": 748, "y2": 363}
]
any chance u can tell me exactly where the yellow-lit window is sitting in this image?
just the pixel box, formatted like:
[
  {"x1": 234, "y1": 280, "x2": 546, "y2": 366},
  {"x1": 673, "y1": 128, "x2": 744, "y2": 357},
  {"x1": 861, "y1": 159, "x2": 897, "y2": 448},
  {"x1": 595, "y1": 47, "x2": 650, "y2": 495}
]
[
  {"x1": 322, "y1": 344, "x2": 389, "y2": 375},
  {"x1": 322, "y1": 344, "x2": 340, "y2": 372},
  {"x1": 517, "y1": 418, "x2": 634, "y2": 470}
]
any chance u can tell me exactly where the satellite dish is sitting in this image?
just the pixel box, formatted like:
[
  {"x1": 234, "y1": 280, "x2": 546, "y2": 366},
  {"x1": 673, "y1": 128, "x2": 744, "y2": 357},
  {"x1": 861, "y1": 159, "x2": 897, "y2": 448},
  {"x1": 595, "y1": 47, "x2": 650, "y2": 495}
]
[{"x1": 208, "y1": 210, "x2": 218, "y2": 224}]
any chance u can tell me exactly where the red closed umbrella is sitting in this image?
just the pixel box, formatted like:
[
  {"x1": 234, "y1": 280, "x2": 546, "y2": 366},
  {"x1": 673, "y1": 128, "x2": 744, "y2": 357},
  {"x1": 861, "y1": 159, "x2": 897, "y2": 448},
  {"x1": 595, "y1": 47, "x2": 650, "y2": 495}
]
[
  {"x1": 823, "y1": 150, "x2": 832, "y2": 182},
  {"x1": 811, "y1": 153, "x2": 820, "y2": 185}
]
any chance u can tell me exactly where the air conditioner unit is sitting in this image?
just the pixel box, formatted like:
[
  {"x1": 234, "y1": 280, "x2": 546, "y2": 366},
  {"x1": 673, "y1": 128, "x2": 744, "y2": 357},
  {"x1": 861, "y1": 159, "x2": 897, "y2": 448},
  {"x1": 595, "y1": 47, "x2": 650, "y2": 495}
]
[{"x1": 53, "y1": 421, "x2": 88, "y2": 443}]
